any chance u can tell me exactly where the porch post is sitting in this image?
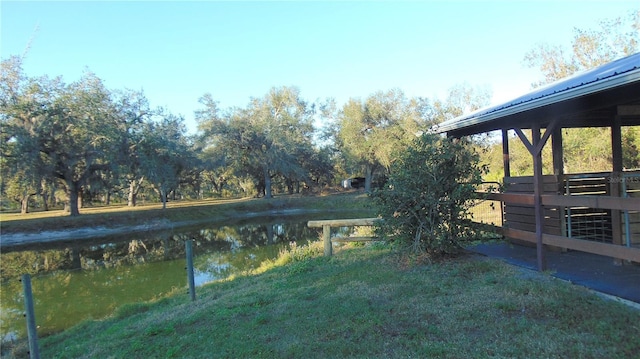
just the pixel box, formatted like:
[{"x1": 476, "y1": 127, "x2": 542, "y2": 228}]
[
  {"x1": 531, "y1": 123, "x2": 547, "y2": 271},
  {"x1": 514, "y1": 119, "x2": 558, "y2": 271},
  {"x1": 610, "y1": 115, "x2": 623, "y2": 264},
  {"x1": 551, "y1": 127, "x2": 564, "y2": 177},
  {"x1": 502, "y1": 129, "x2": 511, "y2": 178},
  {"x1": 552, "y1": 127, "x2": 567, "y2": 239}
]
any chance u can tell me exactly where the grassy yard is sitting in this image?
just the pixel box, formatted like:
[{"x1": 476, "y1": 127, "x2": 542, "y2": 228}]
[{"x1": 6, "y1": 242, "x2": 640, "y2": 358}]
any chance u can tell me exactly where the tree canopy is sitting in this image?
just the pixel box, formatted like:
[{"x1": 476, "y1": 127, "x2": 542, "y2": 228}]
[
  {"x1": 196, "y1": 86, "x2": 318, "y2": 198},
  {"x1": 2, "y1": 10, "x2": 636, "y2": 214},
  {"x1": 524, "y1": 10, "x2": 639, "y2": 87},
  {"x1": 333, "y1": 88, "x2": 471, "y2": 192},
  {"x1": 1, "y1": 56, "x2": 193, "y2": 214}
]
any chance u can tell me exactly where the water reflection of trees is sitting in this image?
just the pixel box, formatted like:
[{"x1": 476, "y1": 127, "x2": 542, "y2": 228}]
[
  {"x1": 1, "y1": 218, "x2": 321, "y2": 281},
  {"x1": 0, "y1": 216, "x2": 342, "y2": 341}
]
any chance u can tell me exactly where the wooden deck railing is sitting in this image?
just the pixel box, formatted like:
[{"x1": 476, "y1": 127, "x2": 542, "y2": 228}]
[
  {"x1": 307, "y1": 218, "x2": 381, "y2": 256},
  {"x1": 482, "y1": 191, "x2": 640, "y2": 211},
  {"x1": 479, "y1": 191, "x2": 640, "y2": 263}
]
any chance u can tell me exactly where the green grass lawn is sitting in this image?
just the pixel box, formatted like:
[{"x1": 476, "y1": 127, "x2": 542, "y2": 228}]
[{"x1": 7, "y1": 242, "x2": 640, "y2": 358}]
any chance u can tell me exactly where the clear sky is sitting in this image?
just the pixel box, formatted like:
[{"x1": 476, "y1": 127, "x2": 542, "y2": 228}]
[{"x1": 1, "y1": 1, "x2": 638, "y2": 133}]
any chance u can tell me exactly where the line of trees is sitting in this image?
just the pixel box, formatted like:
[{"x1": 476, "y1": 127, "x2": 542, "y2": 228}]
[
  {"x1": 1, "y1": 55, "x2": 489, "y2": 215},
  {"x1": 1, "y1": 58, "x2": 201, "y2": 215},
  {"x1": 3, "y1": 10, "x2": 637, "y2": 216}
]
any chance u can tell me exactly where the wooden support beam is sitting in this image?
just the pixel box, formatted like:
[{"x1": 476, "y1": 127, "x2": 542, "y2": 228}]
[
  {"x1": 487, "y1": 191, "x2": 640, "y2": 211},
  {"x1": 534, "y1": 118, "x2": 559, "y2": 155},
  {"x1": 611, "y1": 115, "x2": 624, "y2": 264},
  {"x1": 504, "y1": 175, "x2": 560, "y2": 184},
  {"x1": 617, "y1": 105, "x2": 640, "y2": 117},
  {"x1": 484, "y1": 192, "x2": 535, "y2": 205},
  {"x1": 551, "y1": 126, "x2": 566, "y2": 239},
  {"x1": 531, "y1": 122, "x2": 547, "y2": 271},
  {"x1": 308, "y1": 218, "x2": 379, "y2": 228},
  {"x1": 512, "y1": 120, "x2": 558, "y2": 157},
  {"x1": 501, "y1": 227, "x2": 640, "y2": 263},
  {"x1": 612, "y1": 115, "x2": 623, "y2": 173},
  {"x1": 551, "y1": 126, "x2": 564, "y2": 177},
  {"x1": 502, "y1": 129, "x2": 511, "y2": 178},
  {"x1": 543, "y1": 234, "x2": 640, "y2": 263},
  {"x1": 185, "y1": 240, "x2": 196, "y2": 301},
  {"x1": 540, "y1": 194, "x2": 639, "y2": 211},
  {"x1": 22, "y1": 274, "x2": 41, "y2": 359},
  {"x1": 323, "y1": 225, "x2": 332, "y2": 257},
  {"x1": 308, "y1": 218, "x2": 380, "y2": 257},
  {"x1": 513, "y1": 128, "x2": 534, "y2": 153},
  {"x1": 331, "y1": 237, "x2": 380, "y2": 243},
  {"x1": 512, "y1": 121, "x2": 559, "y2": 271}
]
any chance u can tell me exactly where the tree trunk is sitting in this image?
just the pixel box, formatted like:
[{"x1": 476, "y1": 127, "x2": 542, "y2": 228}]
[
  {"x1": 40, "y1": 180, "x2": 49, "y2": 211},
  {"x1": 211, "y1": 176, "x2": 220, "y2": 193},
  {"x1": 47, "y1": 184, "x2": 57, "y2": 210},
  {"x1": 68, "y1": 181, "x2": 81, "y2": 216},
  {"x1": 263, "y1": 168, "x2": 273, "y2": 199},
  {"x1": 41, "y1": 193, "x2": 49, "y2": 211},
  {"x1": 128, "y1": 177, "x2": 144, "y2": 207},
  {"x1": 77, "y1": 189, "x2": 83, "y2": 209},
  {"x1": 20, "y1": 196, "x2": 29, "y2": 214},
  {"x1": 364, "y1": 164, "x2": 374, "y2": 193},
  {"x1": 161, "y1": 188, "x2": 168, "y2": 209},
  {"x1": 128, "y1": 184, "x2": 136, "y2": 206}
]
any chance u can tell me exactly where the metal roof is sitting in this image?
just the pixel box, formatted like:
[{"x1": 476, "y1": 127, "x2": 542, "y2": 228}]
[{"x1": 436, "y1": 52, "x2": 640, "y2": 135}]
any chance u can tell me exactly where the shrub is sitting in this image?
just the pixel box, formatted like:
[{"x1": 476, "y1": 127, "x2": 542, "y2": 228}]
[{"x1": 372, "y1": 133, "x2": 486, "y2": 258}]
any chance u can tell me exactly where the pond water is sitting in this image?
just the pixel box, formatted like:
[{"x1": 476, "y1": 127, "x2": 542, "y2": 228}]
[{"x1": 0, "y1": 213, "x2": 357, "y2": 343}]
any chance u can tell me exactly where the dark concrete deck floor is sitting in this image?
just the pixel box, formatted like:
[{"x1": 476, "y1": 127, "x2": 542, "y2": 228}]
[{"x1": 469, "y1": 242, "x2": 640, "y2": 305}]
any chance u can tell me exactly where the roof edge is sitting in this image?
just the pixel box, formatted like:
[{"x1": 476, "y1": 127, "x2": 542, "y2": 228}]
[{"x1": 435, "y1": 53, "x2": 640, "y2": 134}]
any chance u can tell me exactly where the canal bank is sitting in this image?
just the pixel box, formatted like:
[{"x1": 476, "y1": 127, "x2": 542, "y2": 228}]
[
  {"x1": 1, "y1": 215, "x2": 346, "y2": 343},
  {"x1": 1, "y1": 192, "x2": 374, "y2": 251}
]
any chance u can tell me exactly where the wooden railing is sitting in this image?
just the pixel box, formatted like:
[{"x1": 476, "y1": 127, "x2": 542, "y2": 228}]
[
  {"x1": 480, "y1": 191, "x2": 640, "y2": 263},
  {"x1": 307, "y1": 218, "x2": 380, "y2": 256},
  {"x1": 482, "y1": 191, "x2": 639, "y2": 210}
]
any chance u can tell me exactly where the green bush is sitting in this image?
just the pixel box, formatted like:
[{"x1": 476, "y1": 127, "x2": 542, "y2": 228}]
[{"x1": 372, "y1": 133, "x2": 486, "y2": 257}]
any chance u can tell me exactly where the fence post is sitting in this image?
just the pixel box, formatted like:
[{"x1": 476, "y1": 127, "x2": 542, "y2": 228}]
[
  {"x1": 185, "y1": 240, "x2": 196, "y2": 301},
  {"x1": 323, "y1": 225, "x2": 332, "y2": 257},
  {"x1": 22, "y1": 274, "x2": 40, "y2": 359}
]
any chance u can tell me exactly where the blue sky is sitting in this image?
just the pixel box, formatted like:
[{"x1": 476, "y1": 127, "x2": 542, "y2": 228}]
[{"x1": 1, "y1": 1, "x2": 638, "y2": 133}]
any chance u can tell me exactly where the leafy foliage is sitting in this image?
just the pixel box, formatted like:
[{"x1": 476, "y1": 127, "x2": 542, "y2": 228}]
[
  {"x1": 480, "y1": 10, "x2": 640, "y2": 181},
  {"x1": 372, "y1": 133, "x2": 486, "y2": 257},
  {"x1": 1, "y1": 56, "x2": 196, "y2": 214},
  {"x1": 196, "y1": 86, "x2": 320, "y2": 198},
  {"x1": 523, "y1": 10, "x2": 639, "y2": 87},
  {"x1": 334, "y1": 89, "x2": 428, "y2": 192}
]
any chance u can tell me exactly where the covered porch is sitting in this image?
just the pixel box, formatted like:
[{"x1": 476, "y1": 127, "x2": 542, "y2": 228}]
[{"x1": 437, "y1": 53, "x2": 640, "y2": 271}]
